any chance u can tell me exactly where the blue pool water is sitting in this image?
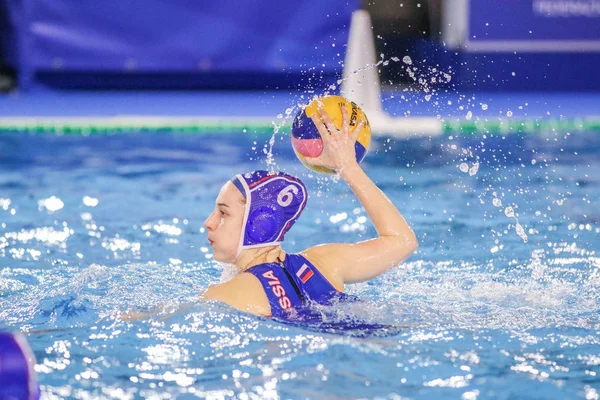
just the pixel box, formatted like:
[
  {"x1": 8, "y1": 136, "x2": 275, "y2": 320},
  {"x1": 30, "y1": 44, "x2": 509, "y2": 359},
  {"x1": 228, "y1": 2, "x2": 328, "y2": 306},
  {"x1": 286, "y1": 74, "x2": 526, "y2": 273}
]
[{"x1": 1, "y1": 131, "x2": 599, "y2": 399}]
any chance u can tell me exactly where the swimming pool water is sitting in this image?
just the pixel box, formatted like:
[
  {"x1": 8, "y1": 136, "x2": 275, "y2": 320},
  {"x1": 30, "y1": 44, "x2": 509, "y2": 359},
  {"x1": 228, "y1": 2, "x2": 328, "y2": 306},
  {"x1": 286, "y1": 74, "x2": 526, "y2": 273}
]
[{"x1": 1, "y1": 131, "x2": 599, "y2": 399}]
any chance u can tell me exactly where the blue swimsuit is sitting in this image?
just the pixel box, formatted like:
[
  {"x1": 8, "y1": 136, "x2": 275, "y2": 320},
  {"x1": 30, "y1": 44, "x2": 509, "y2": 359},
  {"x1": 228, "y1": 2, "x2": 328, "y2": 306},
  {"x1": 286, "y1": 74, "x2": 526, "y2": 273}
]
[
  {"x1": 246, "y1": 253, "x2": 341, "y2": 320},
  {"x1": 246, "y1": 253, "x2": 406, "y2": 336}
]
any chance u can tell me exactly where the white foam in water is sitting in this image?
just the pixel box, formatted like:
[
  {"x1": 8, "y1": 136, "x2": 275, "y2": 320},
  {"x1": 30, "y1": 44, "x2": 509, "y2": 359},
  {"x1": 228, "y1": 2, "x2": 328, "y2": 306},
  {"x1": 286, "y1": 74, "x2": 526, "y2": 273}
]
[
  {"x1": 0, "y1": 198, "x2": 11, "y2": 210},
  {"x1": 82, "y1": 196, "x2": 99, "y2": 207},
  {"x1": 370, "y1": 245, "x2": 599, "y2": 331},
  {"x1": 38, "y1": 196, "x2": 64, "y2": 212}
]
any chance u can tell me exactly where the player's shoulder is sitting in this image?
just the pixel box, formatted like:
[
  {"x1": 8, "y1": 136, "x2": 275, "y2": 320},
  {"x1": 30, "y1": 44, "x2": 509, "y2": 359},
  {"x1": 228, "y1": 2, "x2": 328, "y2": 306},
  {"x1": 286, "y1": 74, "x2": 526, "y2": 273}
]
[
  {"x1": 301, "y1": 243, "x2": 349, "y2": 265},
  {"x1": 202, "y1": 272, "x2": 271, "y2": 316},
  {"x1": 205, "y1": 272, "x2": 263, "y2": 296},
  {"x1": 299, "y1": 245, "x2": 346, "y2": 291}
]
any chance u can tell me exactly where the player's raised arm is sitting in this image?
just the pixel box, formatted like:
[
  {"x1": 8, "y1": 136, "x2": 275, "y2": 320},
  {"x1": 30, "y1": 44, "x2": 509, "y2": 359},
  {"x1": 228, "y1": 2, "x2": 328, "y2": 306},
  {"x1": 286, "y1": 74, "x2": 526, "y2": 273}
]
[{"x1": 302, "y1": 106, "x2": 418, "y2": 285}]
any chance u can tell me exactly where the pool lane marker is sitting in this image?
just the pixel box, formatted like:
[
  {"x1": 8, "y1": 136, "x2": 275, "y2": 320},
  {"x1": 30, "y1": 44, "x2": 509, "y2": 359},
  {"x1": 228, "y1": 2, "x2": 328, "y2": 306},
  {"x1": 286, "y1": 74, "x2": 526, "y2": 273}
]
[{"x1": 0, "y1": 116, "x2": 599, "y2": 137}]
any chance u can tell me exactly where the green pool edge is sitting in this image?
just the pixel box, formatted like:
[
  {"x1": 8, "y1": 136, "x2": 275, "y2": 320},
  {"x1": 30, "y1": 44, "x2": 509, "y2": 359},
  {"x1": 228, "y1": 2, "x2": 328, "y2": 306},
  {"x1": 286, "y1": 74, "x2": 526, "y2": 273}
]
[{"x1": 1, "y1": 117, "x2": 599, "y2": 136}]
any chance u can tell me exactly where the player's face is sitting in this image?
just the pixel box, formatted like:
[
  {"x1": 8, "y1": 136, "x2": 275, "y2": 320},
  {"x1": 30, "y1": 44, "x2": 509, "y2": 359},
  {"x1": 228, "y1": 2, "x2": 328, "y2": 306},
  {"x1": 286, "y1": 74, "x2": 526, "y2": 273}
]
[{"x1": 204, "y1": 182, "x2": 245, "y2": 262}]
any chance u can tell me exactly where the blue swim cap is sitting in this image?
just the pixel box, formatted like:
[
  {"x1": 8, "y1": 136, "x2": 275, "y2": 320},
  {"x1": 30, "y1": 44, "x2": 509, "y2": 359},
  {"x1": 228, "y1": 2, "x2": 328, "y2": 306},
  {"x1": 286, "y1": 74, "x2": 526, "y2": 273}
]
[
  {"x1": 0, "y1": 332, "x2": 40, "y2": 400},
  {"x1": 231, "y1": 171, "x2": 307, "y2": 255}
]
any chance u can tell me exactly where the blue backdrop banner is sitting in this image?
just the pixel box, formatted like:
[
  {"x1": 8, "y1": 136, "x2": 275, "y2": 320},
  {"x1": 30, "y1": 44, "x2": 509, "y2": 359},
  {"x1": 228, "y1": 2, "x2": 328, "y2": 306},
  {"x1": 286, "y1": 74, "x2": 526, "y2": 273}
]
[
  {"x1": 4, "y1": 0, "x2": 356, "y2": 87},
  {"x1": 468, "y1": 0, "x2": 600, "y2": 46},
  {"x1": 0, "y1": 1, "x2": 18, "y2": 68}
]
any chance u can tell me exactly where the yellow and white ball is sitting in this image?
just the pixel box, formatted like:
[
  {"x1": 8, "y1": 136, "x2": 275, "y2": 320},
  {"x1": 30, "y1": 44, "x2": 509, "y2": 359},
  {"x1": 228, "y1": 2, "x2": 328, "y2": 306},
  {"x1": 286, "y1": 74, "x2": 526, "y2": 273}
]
[{"x1": 291, "y1": 95, "x2": 371, "y2": 174}]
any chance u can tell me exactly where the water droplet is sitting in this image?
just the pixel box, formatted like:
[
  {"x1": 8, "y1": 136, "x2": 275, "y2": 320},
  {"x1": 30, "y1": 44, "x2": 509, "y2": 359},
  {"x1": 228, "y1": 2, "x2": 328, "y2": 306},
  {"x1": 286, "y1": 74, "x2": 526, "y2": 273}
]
[
  {"x1": 504, "y1": 206, "x2": 515, "y2": 218},
  {"x1": 481, "y1": 104, "x2": 488, "y2": 111},
  {"x1": 402, "y1": 56, "x2": 412, "y2": 65},
  {"x1": 469, "y1": 162, "x2": 480, "y2": 176},
  {"x1": 515, "y1": 223, "x2": 528, "y2": 242}
]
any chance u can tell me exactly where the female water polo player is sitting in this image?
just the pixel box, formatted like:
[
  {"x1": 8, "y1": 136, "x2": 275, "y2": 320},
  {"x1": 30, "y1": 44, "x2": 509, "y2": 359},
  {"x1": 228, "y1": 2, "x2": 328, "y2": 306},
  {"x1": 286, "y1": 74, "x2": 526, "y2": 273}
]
[{"x1": 201, "y1": 106, "x2": 418, "y2": 319}]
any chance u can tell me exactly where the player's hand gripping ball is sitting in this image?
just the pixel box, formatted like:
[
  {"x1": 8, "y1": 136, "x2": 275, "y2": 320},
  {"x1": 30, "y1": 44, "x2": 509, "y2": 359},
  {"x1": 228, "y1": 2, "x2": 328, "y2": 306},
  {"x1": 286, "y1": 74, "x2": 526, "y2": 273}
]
[{"x1": 291, "y1": 95, "x2": 371, "y2": 174}]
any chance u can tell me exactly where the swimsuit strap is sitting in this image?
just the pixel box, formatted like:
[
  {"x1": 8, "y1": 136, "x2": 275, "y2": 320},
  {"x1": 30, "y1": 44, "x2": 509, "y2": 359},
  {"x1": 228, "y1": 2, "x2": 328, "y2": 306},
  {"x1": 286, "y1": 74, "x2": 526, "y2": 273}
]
[{"x1": 277, "y1": 256, "x2": 306, "y2": 303}]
